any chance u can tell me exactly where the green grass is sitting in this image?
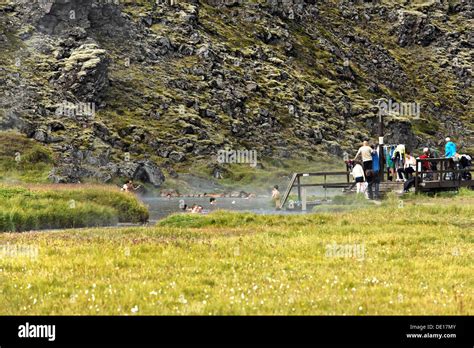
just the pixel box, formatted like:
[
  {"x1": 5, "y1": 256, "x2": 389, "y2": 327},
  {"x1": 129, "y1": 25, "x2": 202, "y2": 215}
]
[
  {"x1": 0, "y1": 184, "x2": 149, "y2": 232},
  {"x1": 32, "y1": 185, "x2": 150, "y2": 223},
  {"x1": 312, "y1": 194, "x2": 375, "y2": 213},
  {"x1": 0, "y1": 131, "x2": 54, "y2": 183},
  {"x1": 0, "y1": 191, "x2": 471, "y2": 315}
]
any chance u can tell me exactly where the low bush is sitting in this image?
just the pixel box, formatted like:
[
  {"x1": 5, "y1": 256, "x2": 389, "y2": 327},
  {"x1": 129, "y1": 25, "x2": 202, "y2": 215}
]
[{"x1": 0, "y1": 185, "x2": 148, "y2": 232}]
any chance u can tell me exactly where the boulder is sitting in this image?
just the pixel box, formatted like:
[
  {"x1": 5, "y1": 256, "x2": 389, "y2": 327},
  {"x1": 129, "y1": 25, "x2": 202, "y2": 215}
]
[
  {"x1": 33, "y1": 129, "x2": 48, "y2": 142},
  {"x1": 132, "y1": 160, "x2": 165, "y2": 187},
  {"x1": 394, "y1": 11, "x2": 440, "y2": 47},
  {"x1": 55, "y1": 43, "x2": 110, "y2": 102},
  {"x1": 169, "y1": 151, "x2": 186, "y2": 162}
]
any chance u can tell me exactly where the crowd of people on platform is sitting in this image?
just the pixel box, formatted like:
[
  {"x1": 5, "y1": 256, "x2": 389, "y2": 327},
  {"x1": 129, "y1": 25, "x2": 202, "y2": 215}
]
[
  {"x1": 349, "y1": 137, "x2": 471, "y2": 197},
  {"x1": 118, "y1": 137, "x2": 470, "y2": 211},
  {"x1": 350, "y1": 141, "x2": 381, "y2": 199}
]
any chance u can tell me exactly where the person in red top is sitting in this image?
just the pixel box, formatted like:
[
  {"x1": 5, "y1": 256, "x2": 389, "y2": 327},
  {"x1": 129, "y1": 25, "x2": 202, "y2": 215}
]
[{"x1": 419, "y1": 147, "x2": 432, "y2": 172}]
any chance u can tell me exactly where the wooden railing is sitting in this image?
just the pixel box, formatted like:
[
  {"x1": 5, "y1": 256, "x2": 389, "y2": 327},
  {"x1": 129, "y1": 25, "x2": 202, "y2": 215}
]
[
  {"x1": 279, "y1": 171, "x2": 353, "y2": 209},
  {"x1": 414, "y1": 158, "x2": 473, "y2": 193}
]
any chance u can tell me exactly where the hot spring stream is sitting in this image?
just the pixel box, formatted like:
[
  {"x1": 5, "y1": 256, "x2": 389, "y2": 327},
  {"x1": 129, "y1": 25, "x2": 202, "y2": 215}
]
[{"x1": 141, "y1": 196, "x2": 303, "y2": 223}]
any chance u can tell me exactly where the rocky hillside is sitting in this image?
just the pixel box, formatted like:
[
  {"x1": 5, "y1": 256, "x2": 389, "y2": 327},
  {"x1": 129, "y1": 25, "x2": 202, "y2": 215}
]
[{"x1": 0, "y1": 0, "x2": 472, "y2": 186}]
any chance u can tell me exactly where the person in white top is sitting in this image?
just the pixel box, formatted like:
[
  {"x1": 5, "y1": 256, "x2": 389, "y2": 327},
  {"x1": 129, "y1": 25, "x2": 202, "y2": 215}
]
[
  {"x1": 353, "y1": 141, "x2": 374, "y2": 171},
  {"x1": 351, "y1": 161, "x2": 366, "y2": 193},
  {"x1": 397, "y1": 150, "x2": 416, "y2": 181}
]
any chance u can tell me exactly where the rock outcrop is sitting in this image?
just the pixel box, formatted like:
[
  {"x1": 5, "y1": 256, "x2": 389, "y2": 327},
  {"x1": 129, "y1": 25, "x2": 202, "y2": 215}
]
[
  {"x1": 55, "y1": 43, "x2": 110, "y2": 102},
  {"x1": 0, "y1": 0, "x2": 472, "y2": 185}
]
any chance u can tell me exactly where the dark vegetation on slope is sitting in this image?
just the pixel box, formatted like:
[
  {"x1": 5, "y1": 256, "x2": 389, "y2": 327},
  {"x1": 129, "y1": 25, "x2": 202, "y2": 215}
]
[{"x1": 0, "y1": 0, "x2": 472, "y2": 189}]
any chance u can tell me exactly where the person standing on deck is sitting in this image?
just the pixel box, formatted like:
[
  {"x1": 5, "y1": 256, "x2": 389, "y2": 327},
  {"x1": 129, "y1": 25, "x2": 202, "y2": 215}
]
[
  {"x1": 353, "y1": 141, "x2": 373, "y2": 171},
  {"x1": 401, "y1": 147, "x2": 433, "y2": 193},
  {"x1": 272, "y1": 185, "x2": 281, "y2": 210},
  {"x1": 419, "y1": 148, "x2": 432, "y2": 171},
  {"x1": 444, "y1": 137, "x2": 457, "y2": 179},
  {"x1": 444, "y1": 137, "x2": 457, "y2": 158},
  {"x1": 351, "y1": 161, "x2": 366, "y2": 194},
  {"x1": 365, "y1": 170, "x2": 377, "y2": 199},
  {"x1": 369, "y1": 145, "x2": 380, "y2": 199},
  {"x1": 397, "y1": 150, "x2": 416, "y2": 181}
]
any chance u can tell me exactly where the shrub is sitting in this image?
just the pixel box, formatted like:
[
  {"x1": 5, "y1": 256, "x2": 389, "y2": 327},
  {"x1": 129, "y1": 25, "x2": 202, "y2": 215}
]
[
  {"x1": 38, "y1": 189, "x2": 149, "y2": 223},
  {"x1": 0, "y1": 201, "x2": 118, "y2": 232},
  {"x1": 22, "y1": 146, "x2": 53, "y2": 164},
  {"x1": 0, "y1": 185, "x2": 148, "y2": 232}
]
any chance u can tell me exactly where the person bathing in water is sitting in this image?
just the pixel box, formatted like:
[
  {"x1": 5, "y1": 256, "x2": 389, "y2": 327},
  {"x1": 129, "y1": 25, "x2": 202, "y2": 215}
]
[
  {"x1": 189, "y1": 204, "x2": 203, "y2": 213},
  {"x1": 121, "y1": 180, "x2": 141, "y2": 192},
  {"x1": 272, "y1": 185, "x2": 281, "y2": 210}
]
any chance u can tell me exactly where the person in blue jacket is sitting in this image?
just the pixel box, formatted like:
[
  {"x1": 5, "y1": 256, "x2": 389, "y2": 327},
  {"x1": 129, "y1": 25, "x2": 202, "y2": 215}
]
[
  {"x1": 371, "y1": 145, "x2": 380, "y2": 174},
  {"x1": 369, "y1": 145, "x2": 380, "y2": 199},
  {"x1": 444, "y1": 137, "x2": 457, "y2": 179},
  {"x1": 445, "y1": 137, "x2": 457, "y2": 158}
]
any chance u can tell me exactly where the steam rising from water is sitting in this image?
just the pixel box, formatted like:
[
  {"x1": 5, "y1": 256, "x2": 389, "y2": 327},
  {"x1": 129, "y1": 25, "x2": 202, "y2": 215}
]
[{"x1": 142, "y1": 186, "x2": 361, "y2": 222}]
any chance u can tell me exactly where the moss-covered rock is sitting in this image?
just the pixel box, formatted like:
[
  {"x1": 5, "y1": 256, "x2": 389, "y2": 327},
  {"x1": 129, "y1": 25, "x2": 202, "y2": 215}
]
[{"x1": 0, "y1": 0, "x2": 472, "y2": 188}]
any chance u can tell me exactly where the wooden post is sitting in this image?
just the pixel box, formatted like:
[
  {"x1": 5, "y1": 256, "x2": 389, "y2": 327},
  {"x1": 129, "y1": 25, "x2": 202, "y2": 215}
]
[
  {"x1": 301, "y1": 188, "x2": 307, "y2": 211},
  {"x1": 439, "y1": 161, "x2": 446, "y2": 183},
  {"x1": 415, "y1": 159, "x2": 419, "y2": 194},
  {"x1": 378, "y1": 112, "x2": 385, "y2": 182},
  {"x1": 324, "y1": 174, "x2": 327, "y2": 200},
  {"x1": 297, "y1": 175, "x2": 301, "y2": 203}
]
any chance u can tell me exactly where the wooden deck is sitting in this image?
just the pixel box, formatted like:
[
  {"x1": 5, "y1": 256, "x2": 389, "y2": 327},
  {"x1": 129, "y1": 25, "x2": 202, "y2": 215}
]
[
  {"x1": 279, "y1": 171, "x2": 353, "y2": 209},
  {"x1": 343, "y1": 181, "x2": 404, "y2": 194},
  {"x1": 279, "y1": 158, "x2": 473, "y2": 209},
  {"x1": 279, "y1": 171, "x2": 405, "y2": 209},
  {"x1": 414, "y1": 158, "x2": 474, "y2": 193},
  {"x1": 417, "y1": 179, "x2": 474, "y2": 192}
]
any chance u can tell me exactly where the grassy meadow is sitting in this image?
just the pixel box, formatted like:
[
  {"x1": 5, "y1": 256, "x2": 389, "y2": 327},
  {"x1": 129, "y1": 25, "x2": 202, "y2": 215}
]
[
  {"x1": 0, "y1": 190, "x2": 472, "y2": 315},
  {"x1": 0, "y1": 131, "x2": 54, "y2": 183},
  {"x1": 0, "y1": 184, "x2": 149, "y2": 232}
]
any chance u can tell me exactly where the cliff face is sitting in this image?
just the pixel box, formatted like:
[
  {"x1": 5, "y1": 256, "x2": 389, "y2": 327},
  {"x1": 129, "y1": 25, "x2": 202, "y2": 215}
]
[{"x1": 0, "y1": 0, "x2": 472, "y2": 185}]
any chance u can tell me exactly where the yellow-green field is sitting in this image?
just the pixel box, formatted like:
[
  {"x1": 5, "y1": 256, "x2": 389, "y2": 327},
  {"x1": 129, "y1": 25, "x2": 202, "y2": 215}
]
[{"x1": 0, "y1": 191, "x2": 472, "y2": 315}]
